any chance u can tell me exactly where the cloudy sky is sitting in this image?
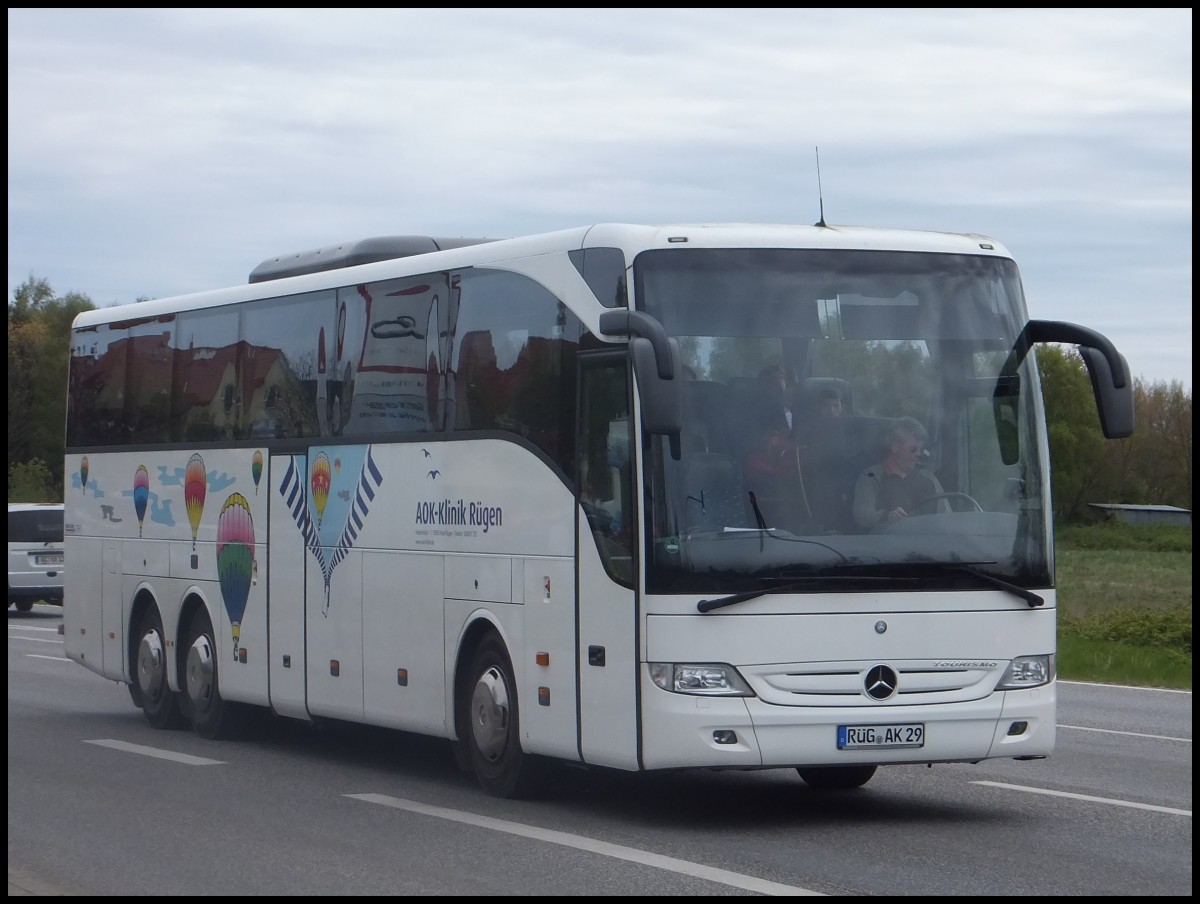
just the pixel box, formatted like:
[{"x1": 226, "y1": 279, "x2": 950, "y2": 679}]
[{"x1": 8, "y1": 8, "x2": 1192, "y2": 386}]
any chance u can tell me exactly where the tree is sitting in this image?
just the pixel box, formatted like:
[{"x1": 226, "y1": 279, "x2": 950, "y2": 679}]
[
  {"x1": 1039, "y1": 345, "x2": 1193, "y2": 519},
  {"x1": 1130, "y1": 378, "x2": 1192, "y2": 509},
  {"x1": 8, "y1": 275, "x2": 55, "y2": 326},
  {"x1": 1036, "y1": 345, "x2": 1110, "y2": 520},
  {"x1": 8, "y1": 459, "x2": 58, "y2": 503},
  {"x1": 8, "y1": 276, "x2": 94, "y2": 501}
]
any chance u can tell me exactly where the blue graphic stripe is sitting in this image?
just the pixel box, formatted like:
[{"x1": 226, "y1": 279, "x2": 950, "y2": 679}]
[
  {"x1": 328, "y1": 447, "x2": 384, "y2": 575},
  {"x1": 278, "y1": 454, "x2": 326, "y2": 576}
]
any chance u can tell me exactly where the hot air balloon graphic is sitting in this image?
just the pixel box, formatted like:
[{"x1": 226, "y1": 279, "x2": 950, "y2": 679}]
[
  {"x1": 216, "y1": 493, "x2": 255, "y2": 661},
  {"x1": 80, "y1": 457, "x2": 89, "y2": 495},
  {"x1": 311, "y1": 452, "x2": 331, "y2": 527},
  {"x1": 334, "y1": 457, "x2": 342, "y2": 476},
  {"x1": 252, "y1": 450, "x2": 263, "y2": 494},
  {"x1": 185, "y1": 453, "x2": 207, "y2": 551},
  {"x1": 133, "y1": 465, "x2": 150, "y2": 537}
]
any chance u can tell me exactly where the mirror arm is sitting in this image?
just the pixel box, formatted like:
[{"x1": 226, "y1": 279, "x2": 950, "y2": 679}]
[{"x1": 599, "y1": 310, "x2": 676, "y2": 379}]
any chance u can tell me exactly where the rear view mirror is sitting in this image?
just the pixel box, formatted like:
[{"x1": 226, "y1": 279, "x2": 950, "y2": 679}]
[
  {"x1": 996, "y1": 320, "x2": 1135, "y2": 463},
  {"x1": 600, "y1": 310, "x2": 683, "y2": 458}
]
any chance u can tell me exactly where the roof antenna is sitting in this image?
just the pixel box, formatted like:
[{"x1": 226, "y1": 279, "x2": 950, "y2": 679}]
[{"x1": 814, "y1": 146, "x2": 827, "y2": 227}]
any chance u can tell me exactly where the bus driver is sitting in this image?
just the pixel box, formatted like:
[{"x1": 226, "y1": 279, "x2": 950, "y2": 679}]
[{"x1": 852, "y1": 416, "x2": 949, "y2": 529}]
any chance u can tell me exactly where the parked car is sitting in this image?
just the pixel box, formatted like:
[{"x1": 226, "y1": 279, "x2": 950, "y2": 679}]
[{"x1": 8, "y1": 503, "x2": 65, "y2": 611}]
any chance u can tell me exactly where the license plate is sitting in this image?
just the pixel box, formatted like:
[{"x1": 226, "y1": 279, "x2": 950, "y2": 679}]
[
  {"x1": 35, "y1": 553, "x2": 64, "y2": 565},
  {"x1": 837, "y1": 723, "x2": 924, "y2": 750}
]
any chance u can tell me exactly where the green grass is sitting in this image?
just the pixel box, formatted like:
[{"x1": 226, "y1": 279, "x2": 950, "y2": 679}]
[{"x1": 1055, "y1": 522, "x2": 1192, "y2": 689}]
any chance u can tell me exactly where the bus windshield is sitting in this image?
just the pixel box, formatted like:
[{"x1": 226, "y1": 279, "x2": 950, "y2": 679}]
[{"x1": 634, "y1": 247, "x2": 1050, "y2": 594}]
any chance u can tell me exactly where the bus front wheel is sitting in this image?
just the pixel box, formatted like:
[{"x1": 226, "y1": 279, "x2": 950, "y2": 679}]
[
  {"x1": 457, "y1": 632, "x2": 543, "y2": 799},
  {"x1": 134, "y1": 606, "x2": 185, "y2": 729},
  {"x1": 797, "y1": 765, "x2": 878, "y2": 789}
]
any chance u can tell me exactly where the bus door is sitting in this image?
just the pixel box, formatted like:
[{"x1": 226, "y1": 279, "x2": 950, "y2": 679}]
[
  {"x1": 266, "y1": 452, "x2": 311, "y2": 720},
  {"x1": 576, "y1": 356, "x2": 641, "y2": 769}
]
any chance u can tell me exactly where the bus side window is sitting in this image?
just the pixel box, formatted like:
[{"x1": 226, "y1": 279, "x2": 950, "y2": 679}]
[{"x1": 579, "y1": 359, "x2": 633, "y2": 587}]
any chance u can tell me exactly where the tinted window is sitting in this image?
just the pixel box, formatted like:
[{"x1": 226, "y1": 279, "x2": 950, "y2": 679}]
[
  {"x1": 69, "y1": 265, "x2": 584, "y2": 459},
  {"x1": 570, "y1": 247, "x2": 628, "y2": 308},
  {"x1": 450, "y1": 268, "x2": 581, "y2": 471},
  {"x1": 9, "y1": 509, "x2": 64, "y2": 543}
]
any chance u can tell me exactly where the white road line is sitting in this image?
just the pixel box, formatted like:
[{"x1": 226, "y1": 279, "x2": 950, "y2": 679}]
[
  {"x1": 7, "y1": 625, "x2": 62, "y2": 633},
  {"x1": 347, "y1": 793, "x2": 824, "y2": 896},
  {"x1": 972, "y1": 781, "x2": 1191, "y2": 817},
  {"x1": 1060, "y1": 723, "x2": 1190, "y2": 743},
  {"x1": 1059, "y1": 679, "x2": 1191, "y2": 695},
  {"x1": 84, "y1": 739, "x2": 227, "y2": 766},
  {"x1": 9, "y1": 636, "x2": 64, "y2": 645},
  {"x1": 24, "y1": 654, "x2": 71, "y2": 662}
]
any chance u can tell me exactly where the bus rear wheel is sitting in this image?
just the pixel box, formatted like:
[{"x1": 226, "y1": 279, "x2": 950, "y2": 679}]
[
  {"x1": 183, "y1": 607, "x2": 244, "y2": 740},
  {"x1": 797, "y1": 765, "x2": 878, "y2": 789},
  {"x1": 134, "y1": 606, "x2": 185, "y2": 729},
  {"x1": 457, "y1": 632, "x2": 543, "y2": 799}
]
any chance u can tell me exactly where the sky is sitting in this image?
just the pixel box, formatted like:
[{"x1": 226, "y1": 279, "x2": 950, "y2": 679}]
[{"x1": 7, "y1": 8, "x2": 1192, "y2": 388}]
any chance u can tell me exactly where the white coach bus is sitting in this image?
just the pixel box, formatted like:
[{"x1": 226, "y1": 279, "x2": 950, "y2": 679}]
[{"x1": 62, "y1": 223, "x2": 1133, "y2": 797}]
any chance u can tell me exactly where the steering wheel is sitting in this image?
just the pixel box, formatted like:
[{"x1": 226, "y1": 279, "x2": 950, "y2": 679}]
[{"x1": 916, "y1": 492, "x2": 984, "y2": 513}]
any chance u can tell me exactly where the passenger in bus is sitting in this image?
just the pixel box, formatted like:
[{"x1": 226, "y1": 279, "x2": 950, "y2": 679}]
[
  {"x1": 852, "y1": 417, "x2": 950, "y2": 529},
  {"x1": 815, "y1": 384, "x2": 844, "y2": 417},
  {"x1": 753, "y1": 364, "x2": 795, "y2": 432},
  {"x1": 740, "y1": 366, "x2": 815, "y2": 531},
  {"x1": 792, "y1": 381, "x2": 849, "y2": 448}
]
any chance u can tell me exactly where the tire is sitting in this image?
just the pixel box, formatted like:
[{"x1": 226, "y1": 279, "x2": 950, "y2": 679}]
[
  {"x1": 134, "y1": 606, "x2": 186, "y2": 729},
  {"x1": 797, "y1": 765, "x2": 878, "y2": 789},
  {"x1": 457, "y1": 632, "x2": 543, "y2": 798},
  {"x1": 15, "y1": 600, "x2": 35, "y2": 612},
  {"x1": 182, "y1": 606, "x2": 244, "y2": 740}
]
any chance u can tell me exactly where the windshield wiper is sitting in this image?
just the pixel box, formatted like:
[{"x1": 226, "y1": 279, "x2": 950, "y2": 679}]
[
  {"x1": 833, "y1": 560, "x2": 1045, "y2": 609},
  {"x1": 697, "y1": 574, "x2": 901, "y2": 613},
  {"x1": 696, "y1": 563, "x2": 1044, "y2": 613},
  {"x1": 950, "y1": 564, "x2": 1044, "y2": 608}
]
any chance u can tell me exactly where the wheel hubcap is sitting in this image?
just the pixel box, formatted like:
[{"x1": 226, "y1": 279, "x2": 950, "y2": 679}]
[
  {"x1": 136, "y1": 628, "x2": 166, "y2": 700},
  {"x1": 186, "y1": 632, "x2": 216, "y2": 715},
  {"x1": 470, "y1": 666, "x2": 510, "y2": 762}
]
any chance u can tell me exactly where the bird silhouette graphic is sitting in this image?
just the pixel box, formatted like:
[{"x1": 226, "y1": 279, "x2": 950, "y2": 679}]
[
  {"x1": 428, "y1": 469, "x2": 440, "y2": 479},
  {"x1": 422, "y1": 448, "x2": 431, "y2": 458}
]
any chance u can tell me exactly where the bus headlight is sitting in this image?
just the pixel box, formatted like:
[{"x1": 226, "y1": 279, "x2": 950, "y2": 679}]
[
  {"x1": 996, "y1": 654, "x2": 1055, "y2": 689},
  {"x1": 648, "y1": 663, "x2": 754, "y2": 696}
]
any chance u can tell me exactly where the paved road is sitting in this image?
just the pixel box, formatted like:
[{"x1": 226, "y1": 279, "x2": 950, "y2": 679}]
[{"x1": 9, "y1": 865, "x2": 74, "y2": 896}]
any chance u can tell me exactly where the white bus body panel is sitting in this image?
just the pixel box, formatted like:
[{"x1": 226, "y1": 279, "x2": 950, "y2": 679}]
[
  {"x1": 262, "y1": 440, "x2": 581, "y2": 752},
  {"x1": 363, "y1": 551, "x2": 446, "y2": 732},
  {"x1": 267, "y1": 452, "x2": 309, "y2": 720},
  {"x1": 518, "y1": 555, "x2": 580, "y2": 761},
  {"x1": 61, "y1": 535, "x2": 105, "y2": 674},
  {"x1": 640, "y1": 593, "x2": 1056, "y2": 769},
  {"x1": 575, "y1": 521, "x2": 639, "y2": 769},
  {"x1": 306, "y1": 548, "x2": 365, "y2": 720},
  {"x1": 64, "y1": 450, "x2": 272, "y2": 704}
]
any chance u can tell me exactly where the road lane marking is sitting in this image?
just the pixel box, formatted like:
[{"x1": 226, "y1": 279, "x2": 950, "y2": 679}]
[
  {"x1": 347, "y1": 793, "x2": 824, "y2": 896},
  {"x1": 1060, "y1": 723, "x2": 1190, "y2": 743},
  {"x1": 84, "y1": 739, "x2": 226, "y2": 766},
  {"x1": 8, "y1": 636, "x2": 64, "y2": 644},
  {"x1": 1059, "y1": 679, "x2": 1191, "y2": 695},
  {"x1": 7, "y1": 625, "x2": 62, "y2": 633},
  {"x1": 23, "y1": 654, "x2": 71, "y2": 661},
  {"x1": 972, "y1": 781, "x2": 1190, "y2": 816}
]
